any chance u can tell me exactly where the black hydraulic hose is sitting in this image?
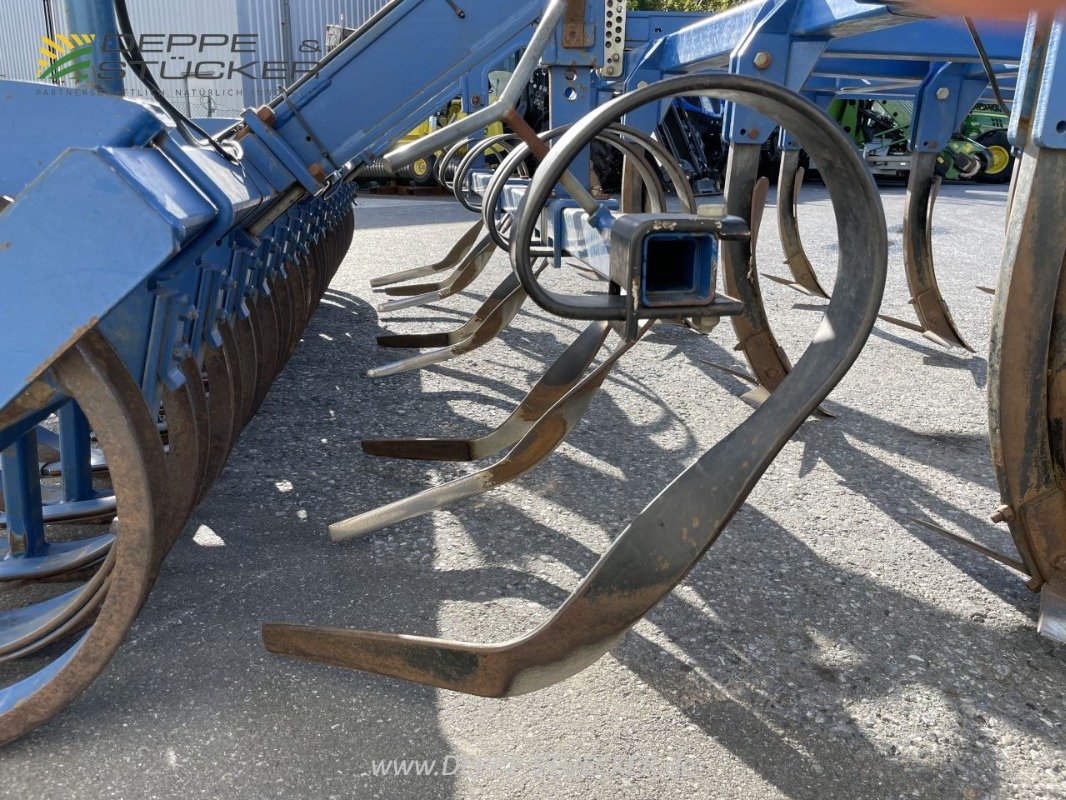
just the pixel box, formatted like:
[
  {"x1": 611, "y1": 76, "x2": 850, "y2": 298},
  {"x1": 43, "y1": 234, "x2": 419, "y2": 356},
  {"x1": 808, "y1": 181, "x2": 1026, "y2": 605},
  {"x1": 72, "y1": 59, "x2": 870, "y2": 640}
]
[
  {"x1": 111, "y1": 0, "x2": 236, "y2": 162},
  {"x1": 964, "y1": 16, "x2": 1011, "y2": 116}
]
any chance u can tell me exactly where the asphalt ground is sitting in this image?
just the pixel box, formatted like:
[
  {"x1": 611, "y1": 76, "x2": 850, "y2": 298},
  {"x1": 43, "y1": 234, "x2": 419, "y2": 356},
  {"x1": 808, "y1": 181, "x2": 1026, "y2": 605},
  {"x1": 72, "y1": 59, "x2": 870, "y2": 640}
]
[{"x1": 3, "y1": 182, "x2": 1064, "y2": 799}]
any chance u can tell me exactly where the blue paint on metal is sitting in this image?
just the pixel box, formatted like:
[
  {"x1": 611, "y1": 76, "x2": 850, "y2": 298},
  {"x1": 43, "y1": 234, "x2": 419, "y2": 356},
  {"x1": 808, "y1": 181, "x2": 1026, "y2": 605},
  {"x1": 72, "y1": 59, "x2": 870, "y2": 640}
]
[
  {"x1": 0, "y1": 82, "x2": 166, "y2": 197},
  {"x1": 0, "y1": 0, "x2": 1031, "y2": 463},
  {"x1": 910, "y1": 62, "x2": 990, "y2": 152},
  {"x1": 1032, "y1": 15, "x2": 1066, "y2": 150},
  {"x1": 1, "y1": 430, "x2": 46, "y2": 558},
  {"x1": 64, "y1": 0, "x2": 124, "y2": 95},
  {"x1": 58, "y1": 402, "x2": 94, "y2": 503}
]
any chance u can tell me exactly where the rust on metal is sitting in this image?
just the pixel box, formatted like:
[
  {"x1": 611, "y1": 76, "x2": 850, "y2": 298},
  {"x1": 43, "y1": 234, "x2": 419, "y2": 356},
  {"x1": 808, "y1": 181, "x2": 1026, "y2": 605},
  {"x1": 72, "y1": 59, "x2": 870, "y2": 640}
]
[
  {"x1": 900, "y1": 152, "x2": 973, "y2": 351},
  {"x1": 562, "y1": 0, "x2": 592, "y2": 49}
]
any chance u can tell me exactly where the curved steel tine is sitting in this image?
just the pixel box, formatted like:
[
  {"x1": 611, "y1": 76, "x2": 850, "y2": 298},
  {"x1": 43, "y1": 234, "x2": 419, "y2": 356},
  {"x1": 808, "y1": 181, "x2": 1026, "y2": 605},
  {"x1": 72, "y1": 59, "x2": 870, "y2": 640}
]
[
  {"x1": 264, "y1": 294, "x2": 880, "y2": 695},
  {"x1": 382, "y1": 218, "x2": 513, "y2": 297},
  {"x1": 363, "y1": 321, "x2": 611, "y2": 461},
  {"x1": 263, "y1": 75, "x2": 889, "y2": 697},
  {"x1": 899, "y1": 152, "x2": 974, "y2": 352},
  {"x1": 377, "y1": 273, "x2": 522, "y2": 350},
  {"x1": 369, "y1": 282, "x2": 524, "y2": 377},
  {"x1": 750, "y1": 175, "x2": 769, "y2": 247},
  {"x1": 376, "y1": 234, "x2": 498, "y2": 314},
  {"x1": 370, "y1": 220, "x2": 485, "y2": 289},
  {"x1": 331, "y1": 323, "x2": 642, "y2": 542},
  {"x1": 723, "y1": 143, "x2": 793, "y2": 394},
  {"x1": 379, "y1": 275, "x2": 524, "y2": 349},
  {"x1": 989, "y1": 144, "x2": 1066, "y2": 622},
  {"x1": 766, "y1": 149, "x2": 830, "y2": 299},
  {"x1": 369, "y1": 262, "x2": 549, "y2": 376}
]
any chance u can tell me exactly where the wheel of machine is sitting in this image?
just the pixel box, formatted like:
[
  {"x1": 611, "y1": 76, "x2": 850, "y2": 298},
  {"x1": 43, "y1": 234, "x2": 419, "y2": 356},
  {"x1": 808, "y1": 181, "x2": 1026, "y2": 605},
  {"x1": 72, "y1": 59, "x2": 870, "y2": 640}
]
[
  {"x1": 200, "y1": 335, "x2": 239, "y2": 496},
  {"x1": 159, "y1": 359, "x2": 209, "y2": 550},
  {"x1": 0, "y1": 328, "x2": 168, "y2": 746},
  {"x1": 408, "y1": 155, "x2": 437, "y2": 186},
  {"x1": 269, "y1": 273, "x2": 296, "y2": 375},
  {"x1": 231, "y1": 313, "x2": 260, "y2": 429},
  {"x1": 976, "y1": 130, "x2": 1015, "y2": 184},
  {"x1": 249, "y1": 292, "x2": 280, "y2": 415}
]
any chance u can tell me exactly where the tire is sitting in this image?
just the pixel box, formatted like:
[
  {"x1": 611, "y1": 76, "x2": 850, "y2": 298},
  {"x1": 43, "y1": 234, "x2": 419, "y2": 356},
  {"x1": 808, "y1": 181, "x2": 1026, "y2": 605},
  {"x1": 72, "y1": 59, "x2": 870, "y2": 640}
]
[
  {"x1": 408, "y1": 155, "x2": 437, "y2": 186},
  {"x1": 976, "y1": 130, "x2": 1015, "y2": 184}
]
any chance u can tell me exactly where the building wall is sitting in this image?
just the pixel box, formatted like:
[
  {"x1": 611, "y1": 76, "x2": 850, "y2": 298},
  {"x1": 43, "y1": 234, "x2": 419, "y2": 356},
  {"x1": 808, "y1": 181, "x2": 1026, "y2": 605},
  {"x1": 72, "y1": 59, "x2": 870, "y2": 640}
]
[
  {"x1": 0, "y1": 0, "x2": 55, "y2": 83},
  {"x1": 236, "y1": 0, "x2": 390, "y2": 110},
  {"x1": 0, "y1": 0, "x2": 389, "y2": 117}
]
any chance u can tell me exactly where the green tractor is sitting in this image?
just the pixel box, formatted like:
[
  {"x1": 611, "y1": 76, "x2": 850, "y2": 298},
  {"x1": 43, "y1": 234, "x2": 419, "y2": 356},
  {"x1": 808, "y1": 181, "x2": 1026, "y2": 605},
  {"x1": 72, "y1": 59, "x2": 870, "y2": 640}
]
[{"x1": 828, "y1": 98, "x2": 1015, "y2": 183}]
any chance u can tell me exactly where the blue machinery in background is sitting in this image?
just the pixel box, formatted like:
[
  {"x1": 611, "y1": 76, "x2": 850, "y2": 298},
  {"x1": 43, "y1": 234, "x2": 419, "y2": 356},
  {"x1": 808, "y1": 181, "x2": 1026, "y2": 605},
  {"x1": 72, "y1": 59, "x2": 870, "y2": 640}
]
[{"x1": 0, "y1": 0, "x2": 1061, "y2": 744}]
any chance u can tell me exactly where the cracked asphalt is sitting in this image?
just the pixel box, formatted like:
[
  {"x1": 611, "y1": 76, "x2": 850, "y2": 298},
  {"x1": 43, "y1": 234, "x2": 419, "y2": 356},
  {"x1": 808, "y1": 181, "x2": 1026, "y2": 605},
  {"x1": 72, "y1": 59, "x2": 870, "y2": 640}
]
[{"x1": 2, "y1": 182, "x2": 1064, "y2": 799}]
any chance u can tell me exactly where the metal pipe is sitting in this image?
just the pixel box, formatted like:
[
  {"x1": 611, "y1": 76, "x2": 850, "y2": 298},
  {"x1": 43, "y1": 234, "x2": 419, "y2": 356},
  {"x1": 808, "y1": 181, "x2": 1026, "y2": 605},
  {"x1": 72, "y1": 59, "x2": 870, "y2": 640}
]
[
  {"x1": 65, "y1": 0, "x2": 124, "y2": 96},
  {"x1": 380, "y1": 0, "x2": 567, "y2": 171}
]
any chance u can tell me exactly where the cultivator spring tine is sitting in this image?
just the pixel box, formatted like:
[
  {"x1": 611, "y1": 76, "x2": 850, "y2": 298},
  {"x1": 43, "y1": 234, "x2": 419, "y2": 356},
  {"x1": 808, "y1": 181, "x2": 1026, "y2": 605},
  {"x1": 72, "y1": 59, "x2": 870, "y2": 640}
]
[
  {"x1": 363, "y1": 321, "x2": 612, "y2": 461},
  {"x1": 723, "y1": 144, "x2": 793, "y2": 393},
  {"x1": 332, "y1": 323, "x2": 642, "y2": 542},
  {"x1": 375, "y1": 233, "x2": 498, "y2": 314},
  {"x1": 369, "y1": 262, "x2": 547, "y2": 378},
  {"x1": 261, "y1": 71, "x2": 892, "y2": 695},
  {"x1": 876, "y1": 313, "x2": 925, "y2": 333},
  {"x1": 900, "y1": 152, "x2": 974, "y2": 352},
  {"x1": 265, "y1": 272, "x2": 881, "y2": 695},
  {"x1": 370, "y1": 221, "x2": 485, "y2": 289},
  {"x1": 379, "y1": 222, "x2": 508, "y2": 298},
  {"x1": 765, "y1": 149, "x2": 830, "y2": 299},
  {"x1": 695, "y1": 355, "x2": 835, "y2": 418}
]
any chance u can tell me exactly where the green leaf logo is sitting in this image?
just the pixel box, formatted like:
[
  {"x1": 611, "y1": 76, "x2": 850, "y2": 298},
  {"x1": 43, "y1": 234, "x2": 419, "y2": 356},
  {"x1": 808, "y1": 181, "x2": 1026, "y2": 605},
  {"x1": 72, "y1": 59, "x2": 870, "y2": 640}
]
[{"x1": 37, "y1": 34, "x2": 95, "y2": 82}]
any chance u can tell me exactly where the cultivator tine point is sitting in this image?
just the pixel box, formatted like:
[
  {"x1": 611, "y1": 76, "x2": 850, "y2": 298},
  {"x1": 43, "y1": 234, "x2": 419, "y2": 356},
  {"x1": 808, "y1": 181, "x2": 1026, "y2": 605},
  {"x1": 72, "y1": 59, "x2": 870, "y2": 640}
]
[
  {"x1": 375, "y1": 235, "x2": 497, "y2": 314},
  {"x1": 370, "y1": 221, "x2": 485, "y2": 289},
  {"x1": 334, "y1": 324, "x2": 641, "y2": 541},
  {"x1": 760, "y1": 271, "x2": 825, "y2": 298},
  {"x1": 904, "y1": 516, "x2": 1027, "y2": 573},
  {"x1": 369, "y1": 264, "x2": 547, "y2": 377},
  {"x1": 698, "y1": 357, "x2": 833, "y2": 418},
  {"x1": 363, "y1": 321, "x2": 611, "y2": 461},
  {"x1": 877, "y1": 314, "x2": 925, "y2": 334},
  {"x1": 377, "y1": 271, "x2": 523, "y2": 350}
]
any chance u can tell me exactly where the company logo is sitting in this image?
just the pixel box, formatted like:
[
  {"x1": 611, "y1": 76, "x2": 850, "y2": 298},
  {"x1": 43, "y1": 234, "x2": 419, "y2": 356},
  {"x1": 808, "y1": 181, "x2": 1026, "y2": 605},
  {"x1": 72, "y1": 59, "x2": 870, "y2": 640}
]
[{"x1": 37, "y1": 34, "x2": 96, "y2": 82}]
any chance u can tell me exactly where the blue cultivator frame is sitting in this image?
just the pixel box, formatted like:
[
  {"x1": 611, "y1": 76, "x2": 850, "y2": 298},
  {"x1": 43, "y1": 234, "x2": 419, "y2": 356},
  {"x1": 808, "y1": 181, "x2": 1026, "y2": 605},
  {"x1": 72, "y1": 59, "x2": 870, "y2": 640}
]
[{"x1": 0, "y1": 0, "x2": 1061, "y2": 747}]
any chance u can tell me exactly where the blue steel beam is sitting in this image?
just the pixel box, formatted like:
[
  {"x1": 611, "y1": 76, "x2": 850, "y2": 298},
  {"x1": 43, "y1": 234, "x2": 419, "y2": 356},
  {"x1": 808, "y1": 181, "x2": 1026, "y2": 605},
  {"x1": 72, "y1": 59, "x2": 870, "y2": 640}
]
[
  {"x1": 263, "y1": 0, "x2": 547, "y2": 172},
  {"x1": 64, "y1": 0, "x2": 124, "y2": 96},
  {"x1": 0, "y1": 0, "x2": 556, "y2": 415}
]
